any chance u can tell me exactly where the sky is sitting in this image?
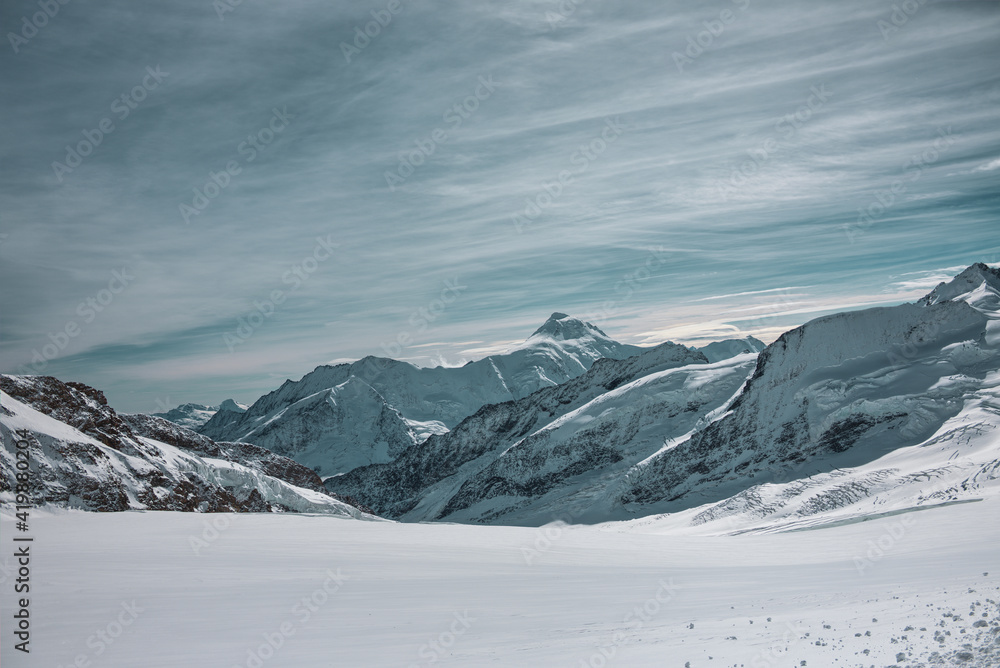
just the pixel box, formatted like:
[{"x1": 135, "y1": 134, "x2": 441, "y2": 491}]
[{"x1": 1, "y1": 0, "x2": 998, "y2": 413}]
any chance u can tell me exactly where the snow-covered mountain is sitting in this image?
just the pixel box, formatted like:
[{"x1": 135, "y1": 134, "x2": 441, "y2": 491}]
[
  {"x1": 152, "y1": 398, "x2": 247, "y2": 430},
  {"x1": 217, "y1": 398, "x2": 249, "y2": 413},
  {"x1": 0, "y1": 375, "x2": 374, "y2": 517},
  {"x1": 331, "y1": 263, "x2": 1000, "y2": 528},
  {"x1": 153, "y1": 402, "x2": 216, "y2": 430},
  {"x1": 198, "y1": 313, "x2": 644, "y2": 477},
  {"x1": 7, "y1": 264, "x2": 997, "y2": 535},
  {"x1": 617, "y1": 263, "x2": 1000, "y2": 528},
  {"x1": 326, "y1": 340, "x2": 716, "y2": 521},
  {"x1": 695, "y1": 335, "x2": 766, "y2": 363}
]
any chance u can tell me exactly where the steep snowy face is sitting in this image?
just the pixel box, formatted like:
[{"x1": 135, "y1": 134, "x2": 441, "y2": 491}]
[
  {"x1": 152, "y1": 403, "x2": 218, "y2": 430},
  {"x1": 327, "y1": 342, "x2": 715, "y2": 521},
  {"x1": 433, "y1": 355, "x2": 756, "y2": 525},
  {"x1": 217, "y1": 398, "x2": 248, "y2": 413},
  {"x1": 226, "y1": 376, "x2": 417, "y2": 478},
  {"x1": 498, "y1": 313, "x2": 644, "y2": 398},
  {"x1": 197, "y1": 358, "x2": 507, "y2": 475},
  {"x1": 918, "y1": 262, "x2": 1000, "y2": 310},
  {"x1": 198, "y1": 313, "x2": 645, "y2": 476},
  {"x1": 0, "y1": 375, "x2": 373, "y2": 517},
  {"x1": 197, "y1": 397, "x2": 251, "y2": 437},
  {"x1": 619, "y1": 270, "x2": 1000, "y2": 522},
  {"x1": 524, "y1": 312, "x2": 621, "y2": 347}
]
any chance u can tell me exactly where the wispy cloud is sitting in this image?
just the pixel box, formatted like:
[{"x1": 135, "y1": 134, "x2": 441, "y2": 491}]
[
  {"x1": 975, "y1": 157, "x2": 1000, "y2": 172},
  {"x1": 1, "y1": 0, "x2": 998, "y2": 411},
  {"x1": 686, "y1": 287, "x2": 812, "y2": 303}
]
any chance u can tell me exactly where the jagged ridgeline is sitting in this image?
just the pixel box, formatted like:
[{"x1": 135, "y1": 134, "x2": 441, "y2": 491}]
[
  {"x1": 0, "y1": 375, "x2": 374, "y2": 517},
  {"x1": 3, "y1": 264, "x2": 998, "y2": 532},
  {"x1": 327, "y1": 264, "x2": 1000, "y2": 527}
]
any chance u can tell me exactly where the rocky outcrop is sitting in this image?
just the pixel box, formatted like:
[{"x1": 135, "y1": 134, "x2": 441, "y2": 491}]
[{"x1": 0, "y1": 375, "x2": 375, "y2": 518}]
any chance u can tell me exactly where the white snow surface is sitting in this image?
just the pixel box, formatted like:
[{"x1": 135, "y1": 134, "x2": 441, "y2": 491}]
[{"x1": 1, "y1": 500, "x2": 998, "y2": 667}]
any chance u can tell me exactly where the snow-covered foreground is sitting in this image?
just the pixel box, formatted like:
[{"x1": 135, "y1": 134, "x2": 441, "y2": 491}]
[{"x1": 3, "y1": 501, "x2": 999, "y2": 667}]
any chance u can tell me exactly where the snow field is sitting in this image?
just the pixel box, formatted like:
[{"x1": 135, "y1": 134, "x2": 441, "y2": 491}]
[{"x1": 2, "y1": 498, "x2": 998, "y2": 667}]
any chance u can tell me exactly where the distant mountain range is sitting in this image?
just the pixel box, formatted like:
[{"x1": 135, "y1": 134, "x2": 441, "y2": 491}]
[
  {"x1": 198, "y1": 312, "x2": 653, "y2": 477},
  {"x1": 328, "y1": 263, "x2": 999, "y2": 527},
  {"x1": 2, "y1": 264, "x2": 997, "y2": 531},
  {"x1": 151, "y1": 398, "x2": 247, "y2": 431}
]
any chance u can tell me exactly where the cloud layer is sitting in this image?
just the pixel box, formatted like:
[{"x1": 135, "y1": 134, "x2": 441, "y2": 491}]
[{"x1": 1, "y1": 0, "x2": 998, "y2": 411}]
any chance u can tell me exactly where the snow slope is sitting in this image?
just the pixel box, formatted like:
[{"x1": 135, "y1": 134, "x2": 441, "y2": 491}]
[
  {"x1": 151, "y1": 399, "x2": 248, "y2": 431},
  {"x1": 0, "y1": 375, "x2": 372, "y2": 517},
  {"x1": 1, "y1": 500, "x2": 997, "y2": 667},
  {"x1": 428, "y1": 355, "x2": 756, "y2": 525},
  {"x1": 616, "y1": 263, "x2": 1000, "y2": 529},
  {"x1": 151, "y1": 402, "x2": 218, "y2": 430},
  {"x1": 199, "y1": 313, "x2": 644, "y2": 477},
  {"x1": 327, "y1": 341, "x2": 710, "y2": 521},
  {"x1": 331, "y1": 264, "x2": 1000, "y2": 530},
  {"x1": 695, "y1": 336, "x2": 766, "y2": 363}
]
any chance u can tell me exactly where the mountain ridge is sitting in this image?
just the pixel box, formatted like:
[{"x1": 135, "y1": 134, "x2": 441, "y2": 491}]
[
  {"x1": 197, "y1": 312, "x2": 649, "y2": 477},
  {"x1": 0, "y1": 374, "x2": 375, "y2": 517},
  {"x1": 330, "y1": 263, "x2": 1000, "y2": 527},
  {"x1": 7, "y1": 263, "x2": 997, "y2": 533}
]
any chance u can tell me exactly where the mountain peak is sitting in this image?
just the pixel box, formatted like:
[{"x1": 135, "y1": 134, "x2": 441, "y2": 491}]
[
  {"x1": 218, "y1": 398, "x2": 248, "y2": 414},
  {"x1": 918, "y1": 263, "x2": 1000, "y2": 307},
  {"x1": 530, "y1": 312, "x2": 609, "y2": 341}
]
